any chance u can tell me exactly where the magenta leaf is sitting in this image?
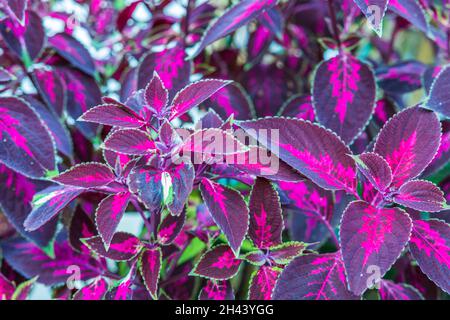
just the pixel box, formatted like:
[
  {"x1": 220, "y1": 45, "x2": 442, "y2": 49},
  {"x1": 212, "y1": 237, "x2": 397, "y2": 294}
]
[
  {"x1": 202, "y1": 83, "x2": 255, "y2": 121},
  {"x1": 95, "y1": 192, "x2": 131, "y2": 250},
  {"x1": 0, "y1": 10, "x2": 45, "y2": 62},
  {"x1": 353, "y1": 0, "x2": 388, "y2": 35},
  {"x1": 49, "y1": 33, "x2": 96, "y2": 77},
  {"x1": 426, "y1": 65, "x2": 450, "y2": 118},
  {"x1": 248, "y1": 266, "x2": 281, "y2": 300},
  {"x1": 32, "y1": 68, "x2": 66, "y2": 117},
  {"x1": 24, "y1": 185, "x2": 84, "y2": 231},
  {"x1": 379, "y1": 280, "x2": 424, "y2": 300},
  {"x1": 0, "y1": 273, "x2": 15, "y2": 300},
  {"x1": 138, "y1": 247, "x2": 162, "y2": 299},
  {"x1": 157, "y1": 209, "x2": 186, "y2": 245},
  {"x1": 0, "y1": 164, "x2": 56, "y2": 248},
  {"x1": 0, "y1": 237, "x2": 104, "y2": 286},
  {"x1": 238, "y1": 117, "x2": 357, "y2": 192},
  {"x1": 169, "y1": 79, "x2": 232, "y2": 120},
  {"x1": 340, "y1": 201, "x2": 412, "y2": 295},
  {"x1": 393, "y1": 180, "x2": 447, "y2": 212},
  {"x1": 144, "y1": 71, "x2": 168, "y2": 115},
  {"x1": 189, "y1": 0, "x2": 277, "y2": 58},
  {"x1": 106, "y1": 261, "x2": 137, "y2": 300},
  {"x1": 199, "y1": 280, "x2": 234, "y2": 300},
  {"x1": 191, "y1": 245, "x2": 241, "y2": 280},
  {"x1": 273, "y1": 252, "x2": 358, "y2": 300},
  {"x1": 137, "y1": 45, "x2": 191, "y2": 99},
  {"x1": 374, "y1": 106, "x2": 441, "y2": 187},
  {"x1": 409, "y1": 219, "x2": 450, "y2": 293},
  {"x1": 278, "y1": 95, "x2": 315, "y2": 121},
  {"x1": 200, "y1": 178, "x2": 249, "y2": 256},
  {"x1": 73, "y1": 277, "x2": 109, "y2": 300},
  {"x1": 79, "y1": 104, "x2": 144, "y2": 128},
  {"x1": 312, "y1": 53, "x2": 376, "y2": 144},
  {"x1": 352, "y1": 152, "x2": 392, "y2": 192},
  {"x1": 248, "y1": 178, "x2": 283, "y2": 249},
  {"x1": 388, "y1": 0, "x2": 428, "y2": 35},
  {"x1": 268, "y1": 242, "x2": 306, "y2": 265},
  {"x1": 53, "y1": 163, "x2": 115, "y2": 188},
  {"x1": 0, "y1": 97, "x2": 56, "y2": 178},
  {"x1": 11, "y1": 277, "x2": 38, "y2": 300},
  {"x1": 83, "y1": 232, "x2": 142, "y2": 261},
  {"x1": 103, "y1": 129, "x2": 156, "y2": 155}
]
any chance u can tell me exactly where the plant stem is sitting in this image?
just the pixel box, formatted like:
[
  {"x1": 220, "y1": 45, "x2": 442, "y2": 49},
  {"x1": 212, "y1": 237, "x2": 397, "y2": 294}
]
[{"x1": 131, "y1": 197, "x2": 153, "y2": 236}]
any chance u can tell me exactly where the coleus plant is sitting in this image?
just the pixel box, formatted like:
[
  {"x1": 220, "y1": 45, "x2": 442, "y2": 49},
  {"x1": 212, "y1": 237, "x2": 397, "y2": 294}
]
[{"x1": 0, "y1": 0, "x2": 449, "y2": 301}]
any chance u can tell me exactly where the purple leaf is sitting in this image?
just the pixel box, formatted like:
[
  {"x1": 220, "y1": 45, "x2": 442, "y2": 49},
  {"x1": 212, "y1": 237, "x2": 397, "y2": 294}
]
[
  {"x1": 352, "y1": 152, "x2": 392, "y2": 192},
  {"x1": 137, "y1": 45, "x2": 191, "y2": 99},
  {"x1": 165, "y1": 161, "x2": 195, "y2": 216},
  {"x1": 248, "y1": 178, "x2": 283, "y2": 249},
  {"x1": 23, "y1": 96, "x2": 73, "y2": 159},
  {"x1": 199, "y1": 280, "x2": 234, "y2": 300},
  {"x1": 83, "y1": 232, "x2": 142, "y2": 261},
  {"x1": 0, "y1": 164, "x2": 56, "y2": 248},
  {"x1": 103, "y1": 129, "x2": 156, "y2": 155},
  {"x1": 189, "y1": 0, "x2": 277, "y2": 58},
  {"x1": 0, "y1": 237, "x2": 104, "y2": 286},
  {"x1": 426, "y1": 65, "x2": 450, "y2": 118},
  {"x1": 376, "y1": 61, "x2": 426, "y2": 94},
  {"x1": 374, "y1": 106, "x2": 441, "y2": 187},
  {"x1": 238, "y1": 117, "x2": 357, "y2": 192},
  {"x1": 57, "y1": 67, "x2": 101, "y2": 139},
  {"x1": 95, "y1": 192, "x2": 131, "y2": 250},
  {"x1": 379, "y1": 280, "x2": 424, "y2": 300},
  {"x1": 248, "y1": 266, "x2": 281, "y2": 300},
  {"x1": 73, "y1": 277, "x2": 109, "y2": 300},
  {"x1": 268, "y1": 242, "x2": 306, "y2": 265},
  {"x1": 230, "y1": 146, "x2": 305, "y2": 182},
  {"x1": 78, "y1": 104, "x2": 144, "y2": 128},
  {"x1": 0, "y1": 10, "x2": 45, "y2": 62},
  {"x1": 128, "y1": 161, "x2": 163, "y2": 213},
  {"x1": 273, "y1": 252, "x2": 358, "y2": 300},
  {"x1": 312, "y1": 53, "x2": 376, "y2": 144},
  {"x1": 191, "y1": 245, "x2": 241, "y2": 280},
  {"x1": 353, "y1": 0, "x2": 389, "y2": 35},
  {"x1": 157, "y1": 209, "x2": 186, "y2": 245},
  {"x1": 0, "y1": 67, "x2": 14, "y2": 83},
  {"x1": 24, "y1": 185, "x2": 84, "y2": 231},
  {"x1": 53, "y1": 163, "x2": 115, "y2": 188},
  {"x1": 144, "y1": 71, "x2": 168, "y2": 115},
  {"x1": 49, "y1": 33, "x2": 96, "y2": 77},
  {"x1": 138, "y1": 247, "x2": 162, "y2": 299},
  {"x1": 200, "y1": 178, "x2": 249, "y2": 256},
  {"x1": 278, "y1": 95, "x2": 315, "y2": 121},
  {"x1": 69, "y1": 206, "x2": 96, "y2": 253},
  {"x1": 106, "y1": 261, "x2": 137, "y2": 300},
  {"x1": 393, "y1": 180, "x2": 447, "y2": 212},
  {"x1": 409, "y1": 219, "x2": 450, "y2": 293},
  {"x1": 340, "y1": 201, "x2": 412, "y2": 295},
  {"x1": 180, "y1": 128, "x2": 249, "y2": 157},
  {"x1": 241, "y1": 250, "x2": 267, "y2": 266},
  {"x1": 388, "y1": 0, "x2": 428, "y2": 35},
  {"x1": 4, "y1": 0, "x2": 27, "y2": 24},
  {"x1": 169, "y1": 79, "x2": 231, "y2": 120},
  {"x1": 32, "y1": 68, "x2": 66, "y2": 117},
  {"x1": 0, "y1": 97, "x2": 56, "y2": 178},
  {"x1": 202, "y1": 83, "x2": 255, "y2": 121}
]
